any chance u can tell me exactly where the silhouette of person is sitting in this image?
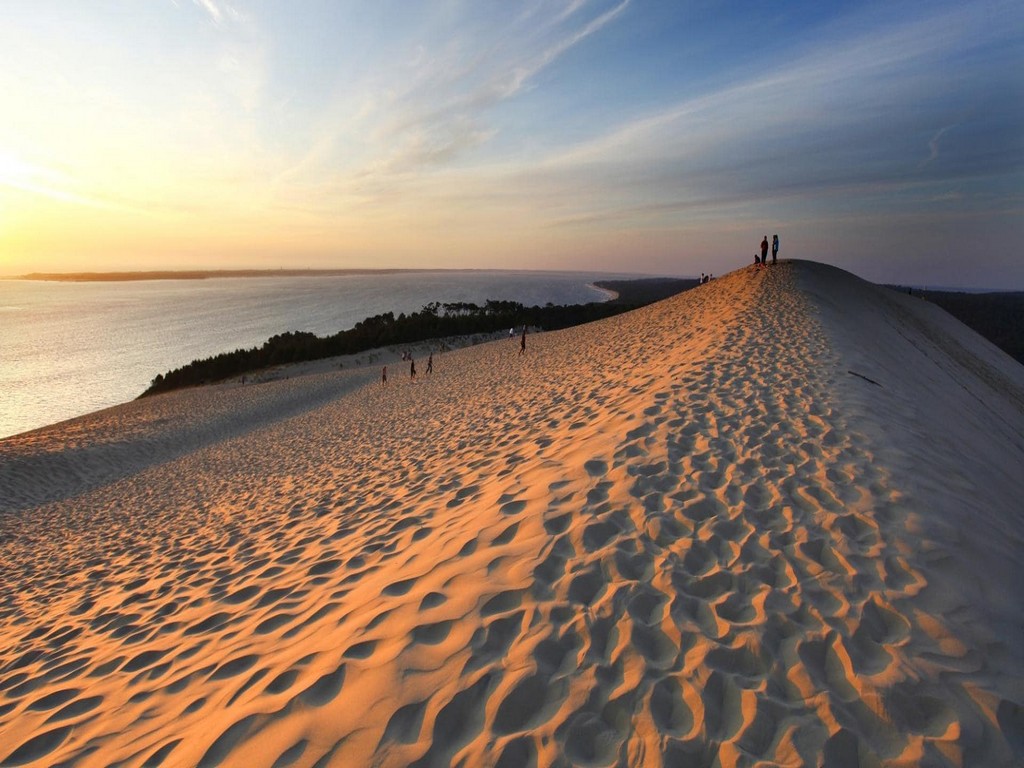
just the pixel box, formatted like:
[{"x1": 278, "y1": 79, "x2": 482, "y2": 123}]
[
  {"x1": 772, "y1": 234, "x2": 779, "y2": 264},
  {"x1": 382, "y1": 365, "x2": 387, "y2": 385},
  {"x1": 426, "y1": 353, "x2": 433, "y2": 375},
  {"x1": 760, "y1": 235, "x2": 769, "y2": 265},
  {"x1": 519, "y1": 327, "x2": 527, "y2": 355},
  {"x1": 754, "y1": 253, "x2": 761, "y2": 267},
  {"x1": 410, "y1": 359, "x2": 416, "y2": 380}
]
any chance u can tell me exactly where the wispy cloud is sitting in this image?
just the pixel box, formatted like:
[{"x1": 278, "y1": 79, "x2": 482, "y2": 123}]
[
  {"x1": 356, "y1": 0, "x2": 631, "y2": 175},
  {"x1": 501, "y1": 0, "x2": 1022, "y2": 224},
  {"x1": 0, "y1": 152, "x2": 140, "y2": 213},
  {"x1": 191, "y1": 0, "x2": 243, "y2": 27},
  {"x1": 193, "y1": 0, "x2": 222, "y2": 24},
  {"x1": 920, "y1": 125, "x2": 956, "y2": 168},
  {"x1": 8, "y1": 0, "x2": 1019, "y2": 279}
]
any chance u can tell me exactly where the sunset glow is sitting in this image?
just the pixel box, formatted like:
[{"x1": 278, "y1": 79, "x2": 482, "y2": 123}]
[{"x1": 2, "y1": 0, "x2": 1022, "y2": 285}]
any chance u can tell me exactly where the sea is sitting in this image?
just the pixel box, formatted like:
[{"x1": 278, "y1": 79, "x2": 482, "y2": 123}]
[{"x1": 0, "y1": 270, "x2": 629, "y2": 439}]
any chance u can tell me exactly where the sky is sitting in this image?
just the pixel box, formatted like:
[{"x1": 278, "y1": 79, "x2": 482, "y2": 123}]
[{"x1": 1, "y1": 0, "x2": 1022, "y2": 287}]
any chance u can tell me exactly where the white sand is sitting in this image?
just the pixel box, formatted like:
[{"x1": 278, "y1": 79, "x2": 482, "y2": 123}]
[{"x1": 1, "y1": 260, "x2": 1021, "y2": 767}]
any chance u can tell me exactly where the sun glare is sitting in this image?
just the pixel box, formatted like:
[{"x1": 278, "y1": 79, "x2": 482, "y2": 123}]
[
  {"x1": 0, "y1": 151, "x2": 39, "y2": 190},
  {"x1": 0, "y1": 150, "x2": 123, "y2": 215}
]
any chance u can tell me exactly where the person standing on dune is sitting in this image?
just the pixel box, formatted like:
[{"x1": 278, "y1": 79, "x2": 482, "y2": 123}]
[
  {"x1": 381, "y1": 366, "x2": 387, "y2": 385},
  {"x1": 519, "y1": 327, "x2": 527, "y2": 355},
  {"x1": 760, "y1": 235, "x2": 769, "y2": 265},
  {"x1": 410, "y1": 358, "x2": 416, "y2": 380},
  {"x1": 772, "y1": 234, "x2": 779, "y2": 264}
]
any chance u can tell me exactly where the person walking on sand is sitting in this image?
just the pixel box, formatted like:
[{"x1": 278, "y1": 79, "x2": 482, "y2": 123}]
[
  {"x1": 410, "y1": 358, "x2": 416, "y2": 380},
  {"x1": 426, "y1": 353, "x2": 433, "y2": 375},
  {"x1": 519, "y1": 326, "x2": 527, "y2": 355},
  {"x1": 772, "y1": 234, "x2": 779, "y2": 264},
  {"x1": 381, "y1": 366, "x2": 387, "y2": 385},
  {"x1": 760, "y1": 235, "x2": 769, "y2": 266}
]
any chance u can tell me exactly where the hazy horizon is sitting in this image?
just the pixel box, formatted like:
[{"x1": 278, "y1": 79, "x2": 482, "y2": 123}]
[
  {"x1": 2, "y1": 1, "x2": 1022, "y2": 288},
  {"x1": 2, "y1": 263, "x2": 1021, "y2": 293}
]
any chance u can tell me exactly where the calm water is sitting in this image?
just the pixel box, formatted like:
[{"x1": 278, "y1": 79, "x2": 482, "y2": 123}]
[{"x1": 0, "y1": 270, "x2": 624, "y2": 439}]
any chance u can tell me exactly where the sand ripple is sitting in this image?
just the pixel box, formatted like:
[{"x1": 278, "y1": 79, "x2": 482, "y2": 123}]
[{"x1": 1, "y1": 261, "x2": 1022, "y2": 766}]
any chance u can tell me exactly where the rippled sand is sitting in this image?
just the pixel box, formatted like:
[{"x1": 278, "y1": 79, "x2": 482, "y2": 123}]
[{"x1": 1, "y1": 260, "x2": 1022, "y2": 767}]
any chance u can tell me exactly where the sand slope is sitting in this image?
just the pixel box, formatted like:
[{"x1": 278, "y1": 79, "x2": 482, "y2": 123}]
[{"x1": 1, "y1": 260, "x2": 1022, "y2": 767}]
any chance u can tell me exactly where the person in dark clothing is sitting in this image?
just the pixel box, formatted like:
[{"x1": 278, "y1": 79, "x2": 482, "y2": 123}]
[
  {"x1": 760, "y1": 235, "x2": 769, "y2": 265},
  {"x1": 519, "y1": 327, "x2": 527, "y2": 355},
  {"x1": 772, "y1": 234, "x2": 779, "y2": 264},
  {"x1": 426, "y1": 353, "x2": 433, "y2": 375},
  {"x1": 410, "y1": 359, "x2": 416, "y2": 380},
  {"x1": 382, "y1": 366, "x2": 387, "y2": 385}
]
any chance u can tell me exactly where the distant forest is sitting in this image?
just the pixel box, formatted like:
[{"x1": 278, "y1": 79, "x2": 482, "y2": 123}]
[
  {"x1": 914, "y1": 289, "x2": 1024, "y2": 366},
  {"x1": 141, "y1": 278, "x2": 697, "y2": 397},
  {"x1": 141, "y1": 279, "x2": 1024, "y2": 398}
]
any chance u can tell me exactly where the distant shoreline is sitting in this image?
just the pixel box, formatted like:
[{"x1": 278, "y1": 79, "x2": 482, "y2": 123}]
[
  {"x1": 7, "y1": 268, "x2": 497, "y2": 282},
  {"x1": 586, "y1": 282, "x2": 619, "y2": 301},
  {"x1": 141, "y1": 277, "x2": 696, "y2": 397}
]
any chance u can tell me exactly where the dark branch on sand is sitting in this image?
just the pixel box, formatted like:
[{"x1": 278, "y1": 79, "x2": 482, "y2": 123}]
[{"x1": 848, "y1": 370, "x2": 883, "y2": 387}]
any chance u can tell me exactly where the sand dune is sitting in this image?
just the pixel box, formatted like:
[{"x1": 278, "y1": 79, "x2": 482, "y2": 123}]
[{"x1": 1, "y1": 260, "x2": 1022, "y2": 767}]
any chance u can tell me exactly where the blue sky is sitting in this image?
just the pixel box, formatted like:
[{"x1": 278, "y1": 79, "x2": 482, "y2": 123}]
[{"x1": 1, "y1": 0, "x2": 1021, "y2": 287}]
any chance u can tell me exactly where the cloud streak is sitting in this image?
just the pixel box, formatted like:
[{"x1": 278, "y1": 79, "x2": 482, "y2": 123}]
[
  {"x1": 191, "y1": 0, "x2": 243, "y2": 27},
  {"x1": 4, "y1": 0, "x2": 1021, "y2": 283},
  {"x1": 494, "y1": 1, "x2": 1024, "y2": 225},
  {"x1": 346, "y1": 0, "x2": 631, "y2": 177}
]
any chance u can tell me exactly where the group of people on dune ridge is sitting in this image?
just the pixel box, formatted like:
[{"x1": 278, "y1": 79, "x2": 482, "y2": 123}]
[{"x1": 755, "y1": 234, "x2": 779, "y2": 267}]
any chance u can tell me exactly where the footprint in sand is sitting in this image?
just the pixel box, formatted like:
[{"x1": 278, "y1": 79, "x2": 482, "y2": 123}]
[
  {"x1": 411, "y1": 620, "x2": 453, "y2": 645},
  {"x1": 380, "y1": 699, "x2": 428, "y2": 745},
  {"x1": 298, "y1": 664, "x2": 347, "y2": 707},
  {"x1": 493, "y1": 673, "x2": 559, "y2": 735},
  {"x1": 2, "y1": 725, "x2": 73, "y2": 765},
  {"x1": 343, "y1": 640, "x2": 377, "y2": 660},
  {"x1": 382, "y1": 577, "x2": 417, "y2": 596},
  {"x1": 418, "y1": 591, "x2": 447, "y2": 610}
]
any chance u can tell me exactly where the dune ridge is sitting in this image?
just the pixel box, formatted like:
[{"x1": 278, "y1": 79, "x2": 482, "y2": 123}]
[{"x1": 1, "y1": 260, "x2": 1022, "y2": 767}]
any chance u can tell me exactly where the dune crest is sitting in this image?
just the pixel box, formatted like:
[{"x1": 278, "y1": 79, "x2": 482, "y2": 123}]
[{"x1": 1, "y1": 260, "x2": 1022, "y2": 767}]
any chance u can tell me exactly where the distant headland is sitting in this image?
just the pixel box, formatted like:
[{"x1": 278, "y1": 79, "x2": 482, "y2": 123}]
[{"x1": 11, "y1": 269, "x2": 453, "y2": 282}]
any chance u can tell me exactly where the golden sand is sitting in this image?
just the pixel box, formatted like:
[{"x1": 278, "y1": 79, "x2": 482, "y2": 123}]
[{"x1": 1, "y1": 260, "x2": 1022, "y2": 766}]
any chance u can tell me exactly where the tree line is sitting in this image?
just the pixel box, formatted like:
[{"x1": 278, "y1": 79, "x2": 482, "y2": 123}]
[
  {"x1": 141, "y1": 279, "x2": 696, "y2": 397},
  {"x1": 915, "y1": 290, "x2": 1024, "y2": 366}
]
